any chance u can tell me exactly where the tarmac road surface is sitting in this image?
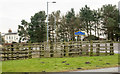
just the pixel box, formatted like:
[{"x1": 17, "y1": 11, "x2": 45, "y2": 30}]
[{"x1": 73, "y1": 67, "x2": 119, "y2": 72}]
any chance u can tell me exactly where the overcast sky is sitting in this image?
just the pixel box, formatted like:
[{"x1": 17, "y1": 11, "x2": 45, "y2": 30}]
[{"x1": 0, "y1": 0, "x2": 119, "y2": 33}]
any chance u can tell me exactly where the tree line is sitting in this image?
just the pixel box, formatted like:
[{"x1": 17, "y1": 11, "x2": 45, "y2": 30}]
[{"x1": 18, "y1": 4, "x2": 120, "y2": 43}]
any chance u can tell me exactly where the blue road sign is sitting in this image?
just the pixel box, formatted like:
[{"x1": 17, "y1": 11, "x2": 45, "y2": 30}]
[{"x1": 74, "y1": 31, "x2": 85, "y2": 35}]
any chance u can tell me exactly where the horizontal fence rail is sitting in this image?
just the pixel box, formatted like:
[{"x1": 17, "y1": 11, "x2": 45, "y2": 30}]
[{"x1": 0, "y1": 40, "x2": 114, "y2": 61}]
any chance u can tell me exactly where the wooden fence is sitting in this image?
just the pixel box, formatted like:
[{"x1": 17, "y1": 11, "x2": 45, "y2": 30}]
[{"x1": 0, "y1": 40, "x2": 114, "y2": 61}]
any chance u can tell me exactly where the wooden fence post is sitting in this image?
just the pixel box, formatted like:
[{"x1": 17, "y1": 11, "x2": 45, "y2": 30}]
[
  {"x1": 39, "y1": 43, "x2": 44, "y2": 58},
  {"x1": 86, "y1": 44, "x2": 89, "y2": 56},
  {"x1": 96, "y1": 43, "x2": 100, "y2": 56},
  {"x1": 39, "y1": 44, "x2": 41, "y2": 58},
  {"x1": 3, "y1": 45, "x2": 6, "y2": 61},
  {"x1": 44, "y1": 42, "x2": 50, "y2": 57},
  {"x1": 6, "y1": 45, "x2": 9, "y2": 60},
  {"x1": 49, "y1": 42, "x2": 63, "y2": 58},
  {"x1": 10, "y1": 44, "x2": 13, "y2": 60},
  {"x1": 28, "y1": 42, "x2": 32, "y2": 59},
  {"x1": 105, "y1": 42, "x2": 108, "y2": 56},
  {"x1": 79, "y1": 41, "x2": 82, "y2": 56},
  {"x1": 90, "y1": 40, "x2": 93, "y2": 56},
  {"x1": 65, "y1": 42, "x2": 69, "y2": 57},
  {"x1": 61, "y1": 42, "x2": 65, "y2": 57},
  {"x1": 53, "y1": 42, "x2": 60, "y2": 58},
  {"x1": 25, "y1": 44, "x2": 28, "y2": 59},
  {"x1": 110, "y1": 42, "x2": 114, "y2": 55},
  {"x1": 63, "y1": 42, "x2": 66, "y2": 57},
  {"x1": 16, "y1": 44, "x2": 19, "y2": 60}
]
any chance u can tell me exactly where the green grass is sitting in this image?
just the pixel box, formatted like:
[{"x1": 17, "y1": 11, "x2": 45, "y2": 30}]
[
  {"x1": 2, "y1": 54, "x2": 118, "y2": 72},
  {"x1": 0, "y1": 61, "x2": 2, "y2": 74}
]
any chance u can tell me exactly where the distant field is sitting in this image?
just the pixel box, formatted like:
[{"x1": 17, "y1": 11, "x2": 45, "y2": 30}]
[{"x1": 2, "y1": 54, "x2": 118, "y2": 72}]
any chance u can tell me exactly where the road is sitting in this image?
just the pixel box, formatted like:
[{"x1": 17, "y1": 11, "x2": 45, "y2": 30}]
[
  {"x1": 41, "y1": 67, "x2": 120, "y2": 74},
  {"x1": 73, "y1": 67, "x2": 119, "y2": 72}
]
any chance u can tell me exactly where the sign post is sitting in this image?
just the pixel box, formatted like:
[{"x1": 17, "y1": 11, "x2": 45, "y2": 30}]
[{"x1": 75, "y1": 36, "x2": 77, "y2": 41}]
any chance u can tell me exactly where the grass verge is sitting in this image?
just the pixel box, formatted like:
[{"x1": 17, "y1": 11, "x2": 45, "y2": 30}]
[{"x1": 2, "y1": 54, "x2": 118, "y2": 72}]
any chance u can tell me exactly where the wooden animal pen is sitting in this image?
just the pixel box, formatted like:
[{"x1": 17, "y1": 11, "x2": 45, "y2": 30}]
[{"x1": 0, "y1": 40, "x2": 114, "y2": 61}]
